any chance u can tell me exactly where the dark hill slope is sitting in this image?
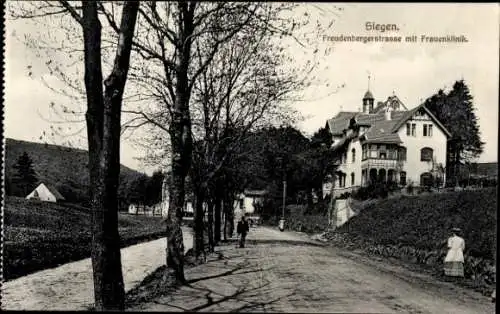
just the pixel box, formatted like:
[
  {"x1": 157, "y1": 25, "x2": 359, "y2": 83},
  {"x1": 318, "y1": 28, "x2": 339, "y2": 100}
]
[{"x1": 4, "y1": 138, "x2": 145, "y2": 203}]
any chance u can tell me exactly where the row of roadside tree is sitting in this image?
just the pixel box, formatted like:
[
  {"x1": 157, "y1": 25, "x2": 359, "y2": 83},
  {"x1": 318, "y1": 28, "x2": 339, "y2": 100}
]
[{"x1": 9, "y1": 1, "x2": 485, "y2": 311}]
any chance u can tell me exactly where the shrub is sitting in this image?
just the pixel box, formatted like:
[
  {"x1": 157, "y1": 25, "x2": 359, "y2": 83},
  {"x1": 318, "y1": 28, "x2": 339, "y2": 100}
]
[
  {"x1": 337, "y1": 188, "x2": 497, "y2": 259},
  {"x1": 338, "y1": 192, "x2": 351, "y2": 199},
  {"x1": 304, "y1": 200, "x2": 329, "y2": 216},
  {"x1": 284, "y1": 214, "x2": 329, "y2": 233},
  {"x1": 352, "y1": 182, "x2": 399, "y2": 200},
  {"x1": 406, "y1": 182, "x2": 414, "y2": 194}
]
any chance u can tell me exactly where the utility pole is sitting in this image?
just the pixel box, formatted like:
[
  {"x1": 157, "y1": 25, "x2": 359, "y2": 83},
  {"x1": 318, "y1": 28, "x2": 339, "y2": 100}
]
[
  {"x1": 279, "y1": 156, "x2": 286, "y2": 232},
  {"x1": 282, "y1": 179, "x2": 287, "y2": 218}
]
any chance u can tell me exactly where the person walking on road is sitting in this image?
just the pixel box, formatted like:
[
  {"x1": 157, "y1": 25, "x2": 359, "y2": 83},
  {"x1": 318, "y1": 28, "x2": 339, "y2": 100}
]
[
  {"x1": 237, "y1": 216, "x2": 250, "y2": 248},
  {"x1": 444, "y1": 227, "x2": 465, "y2": 278}
]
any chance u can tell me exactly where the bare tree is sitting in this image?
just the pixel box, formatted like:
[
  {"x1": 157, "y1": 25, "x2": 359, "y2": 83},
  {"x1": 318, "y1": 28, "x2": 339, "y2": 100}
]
[
  {"x1": 117, "y1": 2, "x2": 344, "y2": 257},
  {"x1": 13, "y1": 1, "x2": 345, "y2": 282},
  {"x1": 9, "y1": 1, "x2": 140, "y2": 310},
  {"x1": 188, "y1": 25, "x2": 308, "y2": 252},
  {"x1": 107, "y1": 1, "x2": 317, "y2": 281}
]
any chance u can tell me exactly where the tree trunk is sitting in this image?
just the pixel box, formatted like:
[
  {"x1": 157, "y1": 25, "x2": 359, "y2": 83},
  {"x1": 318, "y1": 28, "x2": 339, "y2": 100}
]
[
  {"x1": 166, "y1": 172, "x2": 186, "y2": 283},
  {"x1": 317, "y1": 182, "x2": 324, "y2": 201},
  {"x1": 81, "y1": 1, "x2": 139, "y2": 310},
  {"x1": 223, "y1": 209, "x2": 228, "y2": 241},
  {"x1": 214, "y1": 196, "x2": 222, "y2": 245},
  {"x1": 207, "y1": 200, "x2": 215, "y2": 252},
  {"x1": 307, "y1": 189, "x2": 314, "y2": 207},
  {"x1": 165, "y1": 2, "x2": 195, "y2": 283},
  {"x1": 193, "y1": 189, "x2": 205, "y2": 257},
  {"x1": 223, "y1": 194, "x2": 234, "y2": 238}
]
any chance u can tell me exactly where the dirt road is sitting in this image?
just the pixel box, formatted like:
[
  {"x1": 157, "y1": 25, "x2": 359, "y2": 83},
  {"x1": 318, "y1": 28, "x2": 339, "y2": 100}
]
[
  {"x1": 132, "y1": 226, "x2": 494, "y2": 313},
  {"x1": 1, "y1": 228, "x2": 193, "y2": 311}
]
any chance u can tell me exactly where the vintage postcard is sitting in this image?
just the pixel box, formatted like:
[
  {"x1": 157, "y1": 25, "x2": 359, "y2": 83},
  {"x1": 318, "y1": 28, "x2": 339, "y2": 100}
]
[{"x1": 2, "y1": 2, "x2": 498, "y2": 312}]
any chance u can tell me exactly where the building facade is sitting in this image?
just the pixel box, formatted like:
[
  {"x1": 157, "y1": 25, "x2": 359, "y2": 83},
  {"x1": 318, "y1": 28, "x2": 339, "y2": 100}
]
[{"x1": 324, "y1": 90, "x2": 451, "y2": 197}]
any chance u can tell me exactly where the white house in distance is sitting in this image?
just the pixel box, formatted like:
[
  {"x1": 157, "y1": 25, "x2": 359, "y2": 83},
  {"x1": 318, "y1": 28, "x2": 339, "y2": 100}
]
[
  {"x1": 128, "y1": 175, "x2": 195, "y2": 217},
  {"x1": 323, "y1": 89, "x2": 451, "y2": 197},
  {"x1": 26, "y1": 183, "x2": 66, "y2": 203},
  {"x1": 234, "y1": 189, "x2": 267, "y2": 222}
]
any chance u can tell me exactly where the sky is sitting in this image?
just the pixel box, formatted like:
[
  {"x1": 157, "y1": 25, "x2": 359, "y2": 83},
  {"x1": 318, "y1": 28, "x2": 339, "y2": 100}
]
[{"x1": 4, "y1": 3, "x2": 499, "y2": 174}]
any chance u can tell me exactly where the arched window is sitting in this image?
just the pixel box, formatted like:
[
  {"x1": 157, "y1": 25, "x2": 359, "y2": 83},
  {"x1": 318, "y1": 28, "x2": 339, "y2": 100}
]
[
  {"x1": 400, "y1": 171, "x2": 407, "y2": 185},
  {"x1": 388, "y1": 169, "x2": 395, "y2": 182},
  {"x1": 420, "y1": 147, "x2": 433, "y2": 161},
  {"x1": 351, "y1": 172, "x2": 355, "y2": 186},
  {"x1": 339, "y1": 173, "x2": 346, "y2": 187},
  {"x1": 352, "y1": 148, "x2": 356, "y2": 162},
  {"x1": 378, "y1": 169, "x2": 386, "y2": 182},
  {"x1": 369, "y1": 169, "x2": 377, "y2": 183},
  {"x1": 420, "y1": 172, "x2": 433, "y2": 187}
]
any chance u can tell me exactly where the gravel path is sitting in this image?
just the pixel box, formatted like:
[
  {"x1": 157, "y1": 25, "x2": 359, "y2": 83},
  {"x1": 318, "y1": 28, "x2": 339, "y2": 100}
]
[
  {"x1": 131, "y1": 226, "x2": 494, "y2": 313},
  {"x1": 1, "y1": 228, "x2": 193, "y2": 311}
]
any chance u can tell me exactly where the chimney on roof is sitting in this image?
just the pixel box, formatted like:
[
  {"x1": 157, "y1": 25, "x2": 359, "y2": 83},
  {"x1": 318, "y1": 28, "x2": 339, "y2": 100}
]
[{"x1": 385, "y1": 107, "x2": 392, "y2": 120}]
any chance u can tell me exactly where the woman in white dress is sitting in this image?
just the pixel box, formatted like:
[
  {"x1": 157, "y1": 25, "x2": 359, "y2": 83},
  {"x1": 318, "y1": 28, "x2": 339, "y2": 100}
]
[{"x1": 444, "y1": 227, "x2": 465, "y2": 277}]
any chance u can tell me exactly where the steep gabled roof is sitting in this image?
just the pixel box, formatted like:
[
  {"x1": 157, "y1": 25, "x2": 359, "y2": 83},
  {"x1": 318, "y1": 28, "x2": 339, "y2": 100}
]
[
  {"x1": 332, "y1": 130, "x2": 358, "y2": 151},
  {"x1": 373, "y1": 101, "x2": 386, "y2": 113},
  {"x1": 391, "y1": 104, "x2": 452, "y2": 137},
  {"x1": 32, "y1": 183, "x2": 66, "y2": 200},
  {"x1": 44, "y1": 184, "x2": 66, "y2": 200},
  {"x1": 326, "y1": 99, "x2": 451, "y2": 146},
  {"x1": 373, "y1": 95, "x2": 409, "y2": 113},
  {"x1": 329, "y1": 111, "x2": 407, "y2": 145},
  {"x1": 326, "y1": 111, "x2": 358, "y2": 135},
  {"x1": 361, "y1": 112, "x2": 404, "y2": 144}
]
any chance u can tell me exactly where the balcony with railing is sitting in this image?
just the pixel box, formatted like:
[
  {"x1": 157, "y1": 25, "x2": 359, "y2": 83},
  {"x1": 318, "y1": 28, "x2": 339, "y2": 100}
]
[
  {"x1": 361, "y1": 144, "x2": 406, "y2": 171},
  {"x1": 361, "y1": 157, "x2": 405, "y2": 171}
]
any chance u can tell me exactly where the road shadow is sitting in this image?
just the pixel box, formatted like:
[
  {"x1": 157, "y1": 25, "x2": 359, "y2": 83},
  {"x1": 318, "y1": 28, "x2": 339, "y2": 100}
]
[
  {"x1": 126, "y1": 250, "x2": 275, "y2": 309},
  {"x1": 144, "y1": 266, "x2": 298, "y2": 312},
  {"x1": 125, "y1": 241, "x2": 359, "y2": 312},
  {"x1": 126, "y1": 235, "x2": 330, "y2": 310},
  {"x1": 141, "y1": 251, "x2": 335, "y2": 313}
]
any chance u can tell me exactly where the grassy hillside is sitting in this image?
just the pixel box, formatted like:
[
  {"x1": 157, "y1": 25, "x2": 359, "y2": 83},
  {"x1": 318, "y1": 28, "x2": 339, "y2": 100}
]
[
  {"x1": 325, "y1": 188, "x2": 497, "y2": 295},
  {"x1": 3, "y1": 196, "x2": 169, "y2": 280},
  {"x1": 336, "y1": 188, "x2": 497, "y2": 259},
  {"x1": 4, "y1": 138, "x2": 145, "y2": 204}
]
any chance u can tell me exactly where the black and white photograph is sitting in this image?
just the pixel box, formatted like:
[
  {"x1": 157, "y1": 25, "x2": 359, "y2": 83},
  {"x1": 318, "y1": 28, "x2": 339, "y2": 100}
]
[{"x1": 1, "y1": 2, "x2": 498, "y2": 312}]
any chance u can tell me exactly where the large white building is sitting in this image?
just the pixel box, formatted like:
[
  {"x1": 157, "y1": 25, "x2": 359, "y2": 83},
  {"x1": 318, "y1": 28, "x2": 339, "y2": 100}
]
[{"x1": 324, "y1": 89, "x2": 451, "y2": 197}]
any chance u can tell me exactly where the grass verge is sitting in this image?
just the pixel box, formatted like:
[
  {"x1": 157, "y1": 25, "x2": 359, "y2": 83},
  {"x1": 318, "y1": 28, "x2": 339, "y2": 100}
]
[{"x1": 3, "y1": 196, "x2": 168, "y2": 280}]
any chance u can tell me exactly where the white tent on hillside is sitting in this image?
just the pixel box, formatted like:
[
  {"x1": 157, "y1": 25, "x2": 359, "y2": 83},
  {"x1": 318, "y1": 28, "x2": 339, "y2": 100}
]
[{"x1": 26, "y1": 183, "x2": 66, "y2": 203}]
